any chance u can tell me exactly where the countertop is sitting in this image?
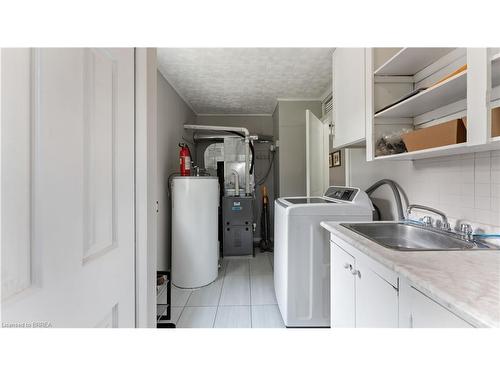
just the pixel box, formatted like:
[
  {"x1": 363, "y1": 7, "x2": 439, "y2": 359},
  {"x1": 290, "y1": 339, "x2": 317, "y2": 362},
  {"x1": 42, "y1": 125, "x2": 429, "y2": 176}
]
[{"x1": 320, "y1": 221, "x2": 500, "y2": 328}]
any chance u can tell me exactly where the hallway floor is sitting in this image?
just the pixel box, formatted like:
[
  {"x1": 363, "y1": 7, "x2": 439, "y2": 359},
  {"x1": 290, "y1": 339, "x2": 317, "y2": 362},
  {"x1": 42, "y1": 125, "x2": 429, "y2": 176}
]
[{"x1": 160, "y1": 251, "x2": 285, "y2": 328}]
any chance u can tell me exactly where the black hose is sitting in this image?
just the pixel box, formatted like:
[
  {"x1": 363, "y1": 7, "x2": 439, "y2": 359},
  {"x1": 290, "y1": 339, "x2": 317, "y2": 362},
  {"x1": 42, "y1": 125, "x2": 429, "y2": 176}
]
[{"x1": 372, "y1": 203, "x2": 381, "y2": 221}]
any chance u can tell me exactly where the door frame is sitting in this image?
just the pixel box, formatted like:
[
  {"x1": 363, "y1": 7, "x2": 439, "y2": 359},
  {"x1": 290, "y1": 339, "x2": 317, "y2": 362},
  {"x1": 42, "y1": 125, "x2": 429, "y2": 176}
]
[{"x1": 134, "y1": 48, "x2": 158, "y2": 328}]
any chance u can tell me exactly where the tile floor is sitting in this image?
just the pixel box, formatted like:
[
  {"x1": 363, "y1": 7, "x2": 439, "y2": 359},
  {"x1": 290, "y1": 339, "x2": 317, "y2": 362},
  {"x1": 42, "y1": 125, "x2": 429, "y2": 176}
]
[{"x1": 159, "y1": 251, "x2": 285, "y2": 328}]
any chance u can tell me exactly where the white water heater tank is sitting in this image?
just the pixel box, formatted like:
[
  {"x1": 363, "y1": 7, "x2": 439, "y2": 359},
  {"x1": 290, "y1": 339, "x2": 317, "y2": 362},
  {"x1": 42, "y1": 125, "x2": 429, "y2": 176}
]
[{"x1": 171, "y1": 176, "x2": 219, "y2": 288}]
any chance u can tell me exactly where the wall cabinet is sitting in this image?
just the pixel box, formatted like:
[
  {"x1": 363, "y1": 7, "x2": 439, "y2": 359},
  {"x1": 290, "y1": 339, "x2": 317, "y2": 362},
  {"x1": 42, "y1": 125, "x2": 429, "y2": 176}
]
[
  {"x1": 332, "y1": 48, "x2": 366, "y2": 149},
  {"x1": 331, "y1": 241, "x2": 398, "y2": 328}
]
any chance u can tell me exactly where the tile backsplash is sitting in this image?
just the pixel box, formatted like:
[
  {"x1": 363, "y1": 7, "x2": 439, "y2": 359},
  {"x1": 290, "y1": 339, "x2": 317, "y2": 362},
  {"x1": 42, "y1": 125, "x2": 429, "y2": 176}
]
[{"x1": 348, "y1": 149, "x2": 500, "y2": 242}]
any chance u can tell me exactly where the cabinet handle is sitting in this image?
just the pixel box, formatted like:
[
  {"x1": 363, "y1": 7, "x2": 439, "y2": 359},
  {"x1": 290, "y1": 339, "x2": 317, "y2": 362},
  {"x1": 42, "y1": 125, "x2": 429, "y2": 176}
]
[{"x1": 351, "y1": 269, "x2": 361, "y2": 278}]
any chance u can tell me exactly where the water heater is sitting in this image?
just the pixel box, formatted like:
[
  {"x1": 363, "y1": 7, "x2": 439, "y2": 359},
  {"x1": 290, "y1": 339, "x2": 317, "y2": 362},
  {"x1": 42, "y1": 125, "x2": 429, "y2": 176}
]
[{"x1": 171, "y1": 176, "x2": 219, "y2": 288}]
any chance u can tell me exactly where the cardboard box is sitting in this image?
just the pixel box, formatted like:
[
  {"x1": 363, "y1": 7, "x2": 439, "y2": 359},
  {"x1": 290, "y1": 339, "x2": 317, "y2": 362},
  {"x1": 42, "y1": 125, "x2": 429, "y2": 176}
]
[
  {"x1": 461, "y1": 108, "x2": 500, "y2": 137},
  {"x1": 401, "y1": 119, "x2": 467, "y2": 152},
  {"x1": 492, "y1": 107, "x2": 500, "y2": 137}
]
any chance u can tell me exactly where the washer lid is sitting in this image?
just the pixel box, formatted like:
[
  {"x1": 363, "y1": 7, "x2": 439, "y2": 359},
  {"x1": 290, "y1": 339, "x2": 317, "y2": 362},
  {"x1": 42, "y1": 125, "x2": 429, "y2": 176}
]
[{"x1": 283, "y1": 197, "x2": 337, "y2": 205}]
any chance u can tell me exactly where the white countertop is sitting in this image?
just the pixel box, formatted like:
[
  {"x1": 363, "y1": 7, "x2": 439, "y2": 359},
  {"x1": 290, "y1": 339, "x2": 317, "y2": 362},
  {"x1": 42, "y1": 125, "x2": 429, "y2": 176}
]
[{"x1": 320, "y1": 221, "x2": 500, "y2": 328}]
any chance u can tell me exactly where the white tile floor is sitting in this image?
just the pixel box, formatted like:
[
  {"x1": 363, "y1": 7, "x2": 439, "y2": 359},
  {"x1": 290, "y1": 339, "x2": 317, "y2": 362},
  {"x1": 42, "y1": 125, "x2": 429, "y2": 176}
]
[{"x1": 160, "y1": 251, "x2": 285, "y2": 328}]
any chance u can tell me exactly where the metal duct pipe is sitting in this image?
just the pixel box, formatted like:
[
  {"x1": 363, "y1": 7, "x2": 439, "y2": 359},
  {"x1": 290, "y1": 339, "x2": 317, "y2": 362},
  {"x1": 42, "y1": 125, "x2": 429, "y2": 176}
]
[
  {"x1": 184, "y1": 124, "x2": 253, "y2": 195},
  {"x1": 184, "y1": 124, "x2": 249, "y2": 137}
]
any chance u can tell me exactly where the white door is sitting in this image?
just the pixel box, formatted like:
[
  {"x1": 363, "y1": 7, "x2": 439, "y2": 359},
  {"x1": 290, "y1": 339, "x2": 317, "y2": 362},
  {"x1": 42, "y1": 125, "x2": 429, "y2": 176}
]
[
  {"x1": 1, "y1": 48, "x2": 136, "y2": 328},
  {"x1": 355, "y1": 260, "x2": 398, "y2": 328},
  {"x1": 331, "y1": 243, "x2": 355, "y2": 327},
  {"x1": 306, "y1": 109, "x2": 329, "y2": 197},
  {"x1": 332, "y1": 48, "x2": 366, "y2": 148}
]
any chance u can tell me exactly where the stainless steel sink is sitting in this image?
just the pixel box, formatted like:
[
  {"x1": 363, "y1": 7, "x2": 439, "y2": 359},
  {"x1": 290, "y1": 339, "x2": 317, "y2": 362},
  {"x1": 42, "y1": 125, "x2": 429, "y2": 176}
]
[{"x1": 341, "y1": 222, "x2": 498, "y2": 251}]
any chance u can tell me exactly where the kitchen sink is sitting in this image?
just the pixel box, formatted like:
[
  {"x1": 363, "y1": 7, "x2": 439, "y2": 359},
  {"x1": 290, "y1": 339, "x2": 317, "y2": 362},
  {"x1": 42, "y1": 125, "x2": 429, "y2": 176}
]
[{"x1": 341, "y1": 222, "x2": 498, "y2": 251}]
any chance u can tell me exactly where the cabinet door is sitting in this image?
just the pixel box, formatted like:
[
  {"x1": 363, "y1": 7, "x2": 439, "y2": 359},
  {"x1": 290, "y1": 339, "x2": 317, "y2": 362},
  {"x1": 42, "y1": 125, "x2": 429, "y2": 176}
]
[
  {"x1": 355, "y1": 260, "x2": 399, "y2": 328},
  {"x1": 410, "y1": 287, "x2": 472, "y2": 328},
  {"x1": 333, "y1": 48, "x2": 366, "y2": 148},
  {"x1": 331, "y1": 243, "x2": 356, "y2": 327}
]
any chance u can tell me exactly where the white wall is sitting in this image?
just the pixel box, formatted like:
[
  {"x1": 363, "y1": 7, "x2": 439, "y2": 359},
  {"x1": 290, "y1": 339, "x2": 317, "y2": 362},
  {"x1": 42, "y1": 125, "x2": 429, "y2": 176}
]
[
  {"x1": 157, "y1": 71, "x2": 196, "y2": 271},
  {"x1": 347, "y1": 148, "x2": 500, "y2": 240}
]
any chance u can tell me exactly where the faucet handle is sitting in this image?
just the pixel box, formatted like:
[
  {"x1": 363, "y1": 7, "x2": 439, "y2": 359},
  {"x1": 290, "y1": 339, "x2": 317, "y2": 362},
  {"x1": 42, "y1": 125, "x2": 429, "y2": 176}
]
[
  {"x1": 442, "y1": 221, "x2": 451, "y2": 231},
  {"x1": 421, "y1": 216, "x2": 433, "y2": 226},
  {"x1": 460, "y1": 223, "x2": 473, "y2": 235}
]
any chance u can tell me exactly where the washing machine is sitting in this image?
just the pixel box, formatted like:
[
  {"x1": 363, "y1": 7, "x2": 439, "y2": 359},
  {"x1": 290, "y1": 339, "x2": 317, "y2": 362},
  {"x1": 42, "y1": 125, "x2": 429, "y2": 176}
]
[{"x1": 274, "y1": 186, "x2": 373, "y2": 327}]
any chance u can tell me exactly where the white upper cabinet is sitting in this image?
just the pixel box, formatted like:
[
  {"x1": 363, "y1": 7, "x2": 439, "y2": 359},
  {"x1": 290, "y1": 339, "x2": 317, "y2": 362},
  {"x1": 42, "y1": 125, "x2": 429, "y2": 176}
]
[{"x1": 332, "y1": 48, "x2": 366, "y2": 149}]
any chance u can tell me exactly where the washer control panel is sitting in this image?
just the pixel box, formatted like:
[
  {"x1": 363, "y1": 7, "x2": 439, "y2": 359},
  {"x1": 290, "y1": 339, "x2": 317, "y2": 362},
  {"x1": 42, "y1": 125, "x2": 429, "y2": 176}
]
[{"x1": 324, "y1": 186, "x2": 359, "y2": 202}]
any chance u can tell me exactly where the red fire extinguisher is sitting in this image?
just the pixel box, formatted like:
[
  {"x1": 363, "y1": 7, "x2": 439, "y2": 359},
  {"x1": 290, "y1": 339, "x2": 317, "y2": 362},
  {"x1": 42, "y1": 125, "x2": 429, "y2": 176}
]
[{"x1": 179, "y1": 143, "x2": 191, "y2": 176}]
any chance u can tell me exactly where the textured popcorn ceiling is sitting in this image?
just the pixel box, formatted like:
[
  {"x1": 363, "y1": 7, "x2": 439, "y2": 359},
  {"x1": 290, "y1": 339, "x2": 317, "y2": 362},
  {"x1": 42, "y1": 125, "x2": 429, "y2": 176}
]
[{"x1": 157, "y1": 48, "x2": 334, "y2": 114}]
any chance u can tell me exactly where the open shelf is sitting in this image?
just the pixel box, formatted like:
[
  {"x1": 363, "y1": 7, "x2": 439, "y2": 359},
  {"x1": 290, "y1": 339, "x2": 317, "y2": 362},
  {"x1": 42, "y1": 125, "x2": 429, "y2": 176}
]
[
  {"x1": 373, "y1": 138, "x2": 500, "y2": 161},
  {"x1": 374, "y1": 70, "x2": 467, "y2": 119},
  {"x1": 374, "y1": 143, "x2": 466, "y2": 161},
  {"x1": 374, "y1": 48, "x2": 455, "y2": 76}
]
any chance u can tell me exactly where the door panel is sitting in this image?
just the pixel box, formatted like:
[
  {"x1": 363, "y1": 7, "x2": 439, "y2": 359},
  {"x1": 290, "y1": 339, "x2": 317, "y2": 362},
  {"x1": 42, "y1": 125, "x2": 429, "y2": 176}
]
[
  {"x1": 355, "y1": 260, "x2": 398, "y2": 328},
  {"x1": 331, "y1": 243, "x2": 355, "y2": 327},
  {"x1": 1, "y1": 48, "x2": 135, "y2": 327},
  {"x1": 333, "y1": 48, "x2": 366, "y2": 148},
  {"x1": 306, "y1": 109, "x2": 329, "y2": 197},
  {"x1": 410, "y1": 287, "x2": 472, "y2": 328}
]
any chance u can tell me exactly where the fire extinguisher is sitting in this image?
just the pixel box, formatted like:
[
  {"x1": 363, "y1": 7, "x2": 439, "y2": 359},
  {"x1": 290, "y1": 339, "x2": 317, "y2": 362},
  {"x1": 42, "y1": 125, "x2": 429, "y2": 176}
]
[{"x1": 179, "y1": 143, "x2": 191, "y2": 176}]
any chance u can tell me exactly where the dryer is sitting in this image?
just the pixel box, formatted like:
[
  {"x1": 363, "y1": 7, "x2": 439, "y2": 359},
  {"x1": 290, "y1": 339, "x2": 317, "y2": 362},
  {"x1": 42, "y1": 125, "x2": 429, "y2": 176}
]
[{"x1": 274, "y1": 186, "x2": 373, "y2": 327}]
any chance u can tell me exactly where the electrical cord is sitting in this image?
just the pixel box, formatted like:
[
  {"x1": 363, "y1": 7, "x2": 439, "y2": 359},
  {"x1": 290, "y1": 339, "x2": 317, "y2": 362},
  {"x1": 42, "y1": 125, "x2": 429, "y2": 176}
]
[{"x1": 255, "y1": 149, "x2": 275, "y2": 186}]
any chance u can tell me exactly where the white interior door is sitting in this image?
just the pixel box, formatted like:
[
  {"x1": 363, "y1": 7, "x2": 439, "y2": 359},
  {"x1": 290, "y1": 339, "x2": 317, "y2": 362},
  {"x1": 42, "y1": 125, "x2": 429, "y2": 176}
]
[
  {"x1": 1, "y1": 48, "x2": 136, "y2": 327},
  {"x1": 306, "y1": 109, "x2": 329, "y2": 197}
]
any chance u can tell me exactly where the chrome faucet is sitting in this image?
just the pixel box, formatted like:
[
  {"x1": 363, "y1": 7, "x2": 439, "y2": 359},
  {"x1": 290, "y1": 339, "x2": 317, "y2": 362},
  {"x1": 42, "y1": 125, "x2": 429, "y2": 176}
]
[{"x1": 406, "y1": 204, "x2": 451, "y2": 231}]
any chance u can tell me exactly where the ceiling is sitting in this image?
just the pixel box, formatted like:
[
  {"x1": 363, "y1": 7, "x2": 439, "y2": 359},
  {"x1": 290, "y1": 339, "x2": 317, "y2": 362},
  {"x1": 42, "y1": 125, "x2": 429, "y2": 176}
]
[{"x1": 157, "y1": 48, "x2": 334, "y2": 114}]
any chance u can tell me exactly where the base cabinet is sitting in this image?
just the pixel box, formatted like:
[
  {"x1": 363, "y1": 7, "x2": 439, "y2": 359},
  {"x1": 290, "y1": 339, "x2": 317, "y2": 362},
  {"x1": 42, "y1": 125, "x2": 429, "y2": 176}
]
[
  {"x1": 407, "y1": 285, "x2": 473, "y2": 328},
  {"x1": 331, "y1": 244, "x2": 356, "y2": 327},
  {"x1": 330, "y1": 237, "x2": 476, "y2": 328},
  {"x1": 355, "y1": 260, "x2": 398, "y2": 328},
  {"x1": 331, "y1": 242, "x2": 398, "y2": 328}
]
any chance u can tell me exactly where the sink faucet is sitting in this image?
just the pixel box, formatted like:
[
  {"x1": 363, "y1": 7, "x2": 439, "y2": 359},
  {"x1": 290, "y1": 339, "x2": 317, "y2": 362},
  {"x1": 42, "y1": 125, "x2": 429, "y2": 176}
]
[{"x1": 406, "y1": 204, "x2": 451, "y2": 231}]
